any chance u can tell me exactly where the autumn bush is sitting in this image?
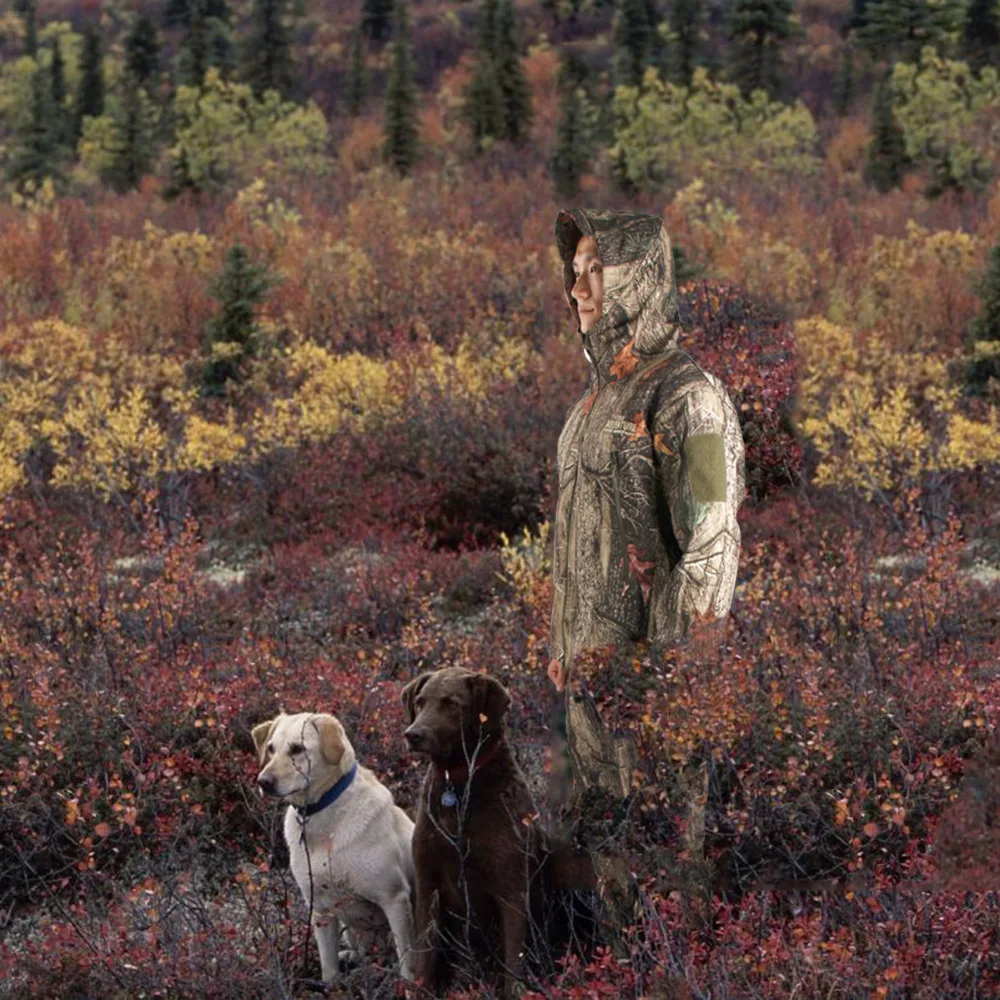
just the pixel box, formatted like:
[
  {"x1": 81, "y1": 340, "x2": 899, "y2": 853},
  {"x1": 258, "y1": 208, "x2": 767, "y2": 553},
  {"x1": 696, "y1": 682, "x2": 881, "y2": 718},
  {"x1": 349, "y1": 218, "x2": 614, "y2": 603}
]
[{"x1": 2, "y1": 89, "x2": 1000, "y2": 997}]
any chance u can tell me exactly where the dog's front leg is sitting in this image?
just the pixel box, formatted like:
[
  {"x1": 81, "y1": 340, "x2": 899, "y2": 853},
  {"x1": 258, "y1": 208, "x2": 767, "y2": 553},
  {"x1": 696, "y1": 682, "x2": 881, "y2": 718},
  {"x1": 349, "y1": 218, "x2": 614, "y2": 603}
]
[
  {"x1": 412, "y1": 884, "x2": 441, "y2": 994},
  {"x1": 313, "y1": 910, "x2": 341, "y2": 983},
  {"x1": 498, "y1": 894, "x2": 529, "y2": 999},
  {"x1": 384, "y1": 887, "x2": 417, "y2": 983}
]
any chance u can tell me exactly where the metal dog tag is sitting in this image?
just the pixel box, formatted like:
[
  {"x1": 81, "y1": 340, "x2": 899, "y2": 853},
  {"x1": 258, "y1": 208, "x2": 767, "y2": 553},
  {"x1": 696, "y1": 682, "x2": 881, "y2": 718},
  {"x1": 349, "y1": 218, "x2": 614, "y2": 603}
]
[{"x1": 441, "y1": 787, "x2": 457, "y2": 808}]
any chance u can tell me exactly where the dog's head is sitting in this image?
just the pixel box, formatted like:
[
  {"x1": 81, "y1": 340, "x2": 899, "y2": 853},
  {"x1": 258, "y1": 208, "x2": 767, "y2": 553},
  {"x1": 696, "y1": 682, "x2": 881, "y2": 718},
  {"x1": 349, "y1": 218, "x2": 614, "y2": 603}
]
[
  {"x1": 401, "y1": 667, "x2": 511, "y2": 764},
  {"x1": 252, "y1": 712, "x2": 355, "y2": 803}
]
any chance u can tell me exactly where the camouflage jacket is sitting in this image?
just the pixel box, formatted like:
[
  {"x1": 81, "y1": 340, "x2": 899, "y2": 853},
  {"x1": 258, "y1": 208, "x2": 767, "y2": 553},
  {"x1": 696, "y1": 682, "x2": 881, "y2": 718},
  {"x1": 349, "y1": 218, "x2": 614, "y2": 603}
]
[{"x1": 549, "y1": 208, "x2": 746, "y2": 680}]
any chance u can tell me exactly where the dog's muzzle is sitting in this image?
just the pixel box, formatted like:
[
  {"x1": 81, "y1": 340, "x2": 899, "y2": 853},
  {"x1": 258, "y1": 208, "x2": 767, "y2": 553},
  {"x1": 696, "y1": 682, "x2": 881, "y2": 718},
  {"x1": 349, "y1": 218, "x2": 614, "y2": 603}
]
[{"x1": 404, "y1": 727, "x2": 428, "y2": 751}]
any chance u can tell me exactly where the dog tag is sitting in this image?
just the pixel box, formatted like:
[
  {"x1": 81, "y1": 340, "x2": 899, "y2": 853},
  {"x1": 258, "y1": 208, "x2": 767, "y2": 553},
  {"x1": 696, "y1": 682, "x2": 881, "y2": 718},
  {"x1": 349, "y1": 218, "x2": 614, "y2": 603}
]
[{"x1": 441, "y1": 787, "x2": 457, "y2": 808}]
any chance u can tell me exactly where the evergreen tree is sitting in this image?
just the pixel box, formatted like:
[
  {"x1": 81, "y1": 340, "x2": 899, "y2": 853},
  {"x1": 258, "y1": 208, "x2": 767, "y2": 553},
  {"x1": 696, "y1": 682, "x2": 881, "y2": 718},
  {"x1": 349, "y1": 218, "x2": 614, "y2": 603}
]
[
  {"x1": 346, "y1": 23, "x2": 368, "y2": 116},
  {"x1": 550, "y1": 52, "x2": 591, "y2": 197},
  {"x1": 464, "y1": 0, "x2": 533, "y2": 148},
  {"x1": 671, "y1": 0, "x2": 702, "y2": 85},
  {"x1": 74, "y1": 23, "x2": 105, "y2": 143},
  {"x1": 6, "y1": 66, "x2": 64, "y2": 193},
  {"x1": 362, "y1": 0, "x2": 395, "y2": 43},
  {"x1": 382, "y1": 0, "x2": 419, "y2": 174},
  {"x1": 966, "y1": 240, "x2": 1000, "y2": 392},
  {"x1": 847, "y1": 0, "x2": 870, "y2": 32},
  {"x1": 107, "y1": 85, "x2": 159, "y2": 193},
  {"x1": 728, "y1": 0, "x2": 793, "y2": 100},
  {"x1": 613, "y1": 0, "x2": 656, "y2": 88},
  {"x1": 645, "y1": 0, "x2": 670, "y2": 77},
  {"x1": 464, "y1": 50, "x2": 507, "y2": 150},
  {"x1": 164, "y1": 0, "x2": 230, "y2": 28},
  {"x1": 832, "y1": 38, "x2": 856, "y2": 115},
  {"x1": 494, "y1": 0, "x2": 533, "y2": 143},
  {"x1": 125, "y1": 12, "x2": 161, "y2": 91},
  {"x1": 175, "y1": 0, "x2": 235, "y2": 86},
  {"x1": 49, "y1": 39, "x2": 71, "y2": 148},
  {"x1": 15, "y1": 0, "x2": 38, "y2": 57},
  {"x1": 201, "y1": 242, "x2": 280, "y2": 395},
  {"x1": 242, "y1": 0, "x2": 294, "y2": 99},
  {"x1": 962, "y1": 0, "x2": 1000, "y2": 70},
  {"x1": 860, "y1": 0, "x2": 963, "y2": 66},
  {"x1": 864, "y1": 75, "x2": 908, "y2": 192}
]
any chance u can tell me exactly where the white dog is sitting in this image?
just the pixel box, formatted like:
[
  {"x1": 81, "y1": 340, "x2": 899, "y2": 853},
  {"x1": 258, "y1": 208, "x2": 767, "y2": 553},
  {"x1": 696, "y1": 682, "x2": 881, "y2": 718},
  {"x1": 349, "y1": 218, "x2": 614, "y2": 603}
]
[{"x1": 252, "y1": 712, "x2": 416, "y2": 985}]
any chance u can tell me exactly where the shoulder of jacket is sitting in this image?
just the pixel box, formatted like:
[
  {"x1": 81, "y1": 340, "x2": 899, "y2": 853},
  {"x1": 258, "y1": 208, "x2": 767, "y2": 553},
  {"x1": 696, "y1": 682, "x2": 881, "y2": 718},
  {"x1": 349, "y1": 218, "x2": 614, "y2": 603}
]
[{"x1": 645, "y1": 349, "x2": 724, "y2": 405}]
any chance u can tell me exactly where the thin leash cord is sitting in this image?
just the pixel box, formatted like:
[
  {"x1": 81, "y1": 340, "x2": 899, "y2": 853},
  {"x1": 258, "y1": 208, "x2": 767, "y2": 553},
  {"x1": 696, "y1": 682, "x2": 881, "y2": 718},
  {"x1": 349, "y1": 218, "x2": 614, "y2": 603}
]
[{"x1": 300, "y1": 810, "x2": 316, "y2": 982}]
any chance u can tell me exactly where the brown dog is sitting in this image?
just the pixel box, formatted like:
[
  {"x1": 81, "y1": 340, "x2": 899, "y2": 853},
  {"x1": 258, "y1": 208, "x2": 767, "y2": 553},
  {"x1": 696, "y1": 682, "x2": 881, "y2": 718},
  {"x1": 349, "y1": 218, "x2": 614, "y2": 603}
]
[{"x1": 401, "y1": 667, "x2": 597, "y2": 999}]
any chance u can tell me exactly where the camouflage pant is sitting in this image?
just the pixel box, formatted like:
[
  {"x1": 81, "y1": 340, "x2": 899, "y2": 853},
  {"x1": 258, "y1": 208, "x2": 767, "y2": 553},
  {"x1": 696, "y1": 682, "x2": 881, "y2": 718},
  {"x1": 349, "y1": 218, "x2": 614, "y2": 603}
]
[{"x1": 550, "y1": 676, "x2": 709, "y2": 863}]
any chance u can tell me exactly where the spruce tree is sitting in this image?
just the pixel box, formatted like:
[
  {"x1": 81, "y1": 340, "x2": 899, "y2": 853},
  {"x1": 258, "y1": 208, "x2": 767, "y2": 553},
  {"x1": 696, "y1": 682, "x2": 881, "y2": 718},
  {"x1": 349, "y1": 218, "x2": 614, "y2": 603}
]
[
  {"x1": 613, "y1": 0, "x2": 656, "y2": 88},
  {"x1": 495, "y1": 0, "x2": 533, "y2": 143},
  {"x1": 242, "y1": 0, "x2": 294, "y2": 99},
  {"x1": 164, "y1": 0, "x2": 230, "y2": 28},
  {"x1": 125, "y1": 12, "x2": 161, "y2": 91},
  {"x1": 362, "y1": 0, "x2": 395, "y2": 43},
  {"x1": 463, "y1": 0, "x2": 503, "y2": 149},
  {"x1": 74, "y1": 23, "x2": 105, "y2": 144},
  {"x1": 201, "y1": 242, "x2": 280, "y2": 395},
  {"x1": 49, "y1": 39, "x2": 71, "y2": 148},
  {"x1": 347, "y1": 23, "x2": 368, "y2": 116},
  {"x1": 6, "y1": 66, "x2": 64, "y2": 193},
  {"x1": 966, "y1": 241, "x2": 1000, "y2": 392},
  {"x1": 860, "y1": 0, "x2": 962, "y2": 66},
  {"x1": 382, "y1": 0, "x2": 419, "y2": 175},
  {"x1": 175, "y1": 0, "x2": 234, "y2": 87},
  {"x1": 645, "y1": 0, "x2": 670, "y2": 77},
  {"x1": 551, "y1": 52, "x2": 590, "y2": 198},
  {"x1": 962, "y1": 0, "x2": 1000, "y2": 70},
  {"x1": 464, "y1": 53, "x2": 507, "y2": 150},
  {"x1": 15, "y1": 0, "x2": 38, "y2": 57},
  {"x1": 671, "y1": 0, "x2": 702, "y2": 85},
  {"x1": 107, "y1": 84, "x2": 159, "y2": 194},
  {"x1": 864, "y1": 75, "x2": 908, "y2": 192},
  {"x1": 728, "y1": 0, "x2": 793, "y2": 100},
  {"x1": 832, "y1": 38, "x2": 856, "y2": 115}
]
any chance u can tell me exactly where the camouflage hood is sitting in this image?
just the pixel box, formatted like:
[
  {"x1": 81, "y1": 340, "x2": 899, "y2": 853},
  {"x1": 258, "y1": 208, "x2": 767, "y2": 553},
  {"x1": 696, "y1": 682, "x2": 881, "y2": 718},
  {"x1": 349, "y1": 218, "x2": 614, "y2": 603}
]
[
  {"x1": 549, "y1": 207, "x2": 745, "y2": 683},
  {"x1": 554, "y1": 207, "x2": 681, "y2": 383}
]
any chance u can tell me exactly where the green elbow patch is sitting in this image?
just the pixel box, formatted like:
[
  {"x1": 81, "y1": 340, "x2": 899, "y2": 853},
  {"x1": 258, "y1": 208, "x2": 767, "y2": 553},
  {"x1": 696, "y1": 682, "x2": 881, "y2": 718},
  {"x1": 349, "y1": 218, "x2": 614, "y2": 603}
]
[{"x1": 684, "y1": 433, "x2": 727, "y2": 502}]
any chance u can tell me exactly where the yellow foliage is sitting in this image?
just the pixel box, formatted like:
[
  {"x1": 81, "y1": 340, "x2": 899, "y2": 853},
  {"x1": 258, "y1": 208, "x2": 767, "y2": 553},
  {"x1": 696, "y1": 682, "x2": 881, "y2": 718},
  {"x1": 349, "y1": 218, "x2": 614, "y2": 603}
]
[
  {"x1": 497, "y1": 521, "x2": 551, "y2": 605},
  {"x1": 795, "y1": 317, "x2": 1000, "y2": 497},
  {"x1": 178, "y1": 413, "x2": 247, "y2": 471},
  {"x1": 829, "y1": 220, "x2": 982, "y2": 351},
  {"x1": 50, "y1": 383, "x2": 166, "y2": 499},
  {"x1": 0, "y1": 301, "x2": 541, "y2": 497}
]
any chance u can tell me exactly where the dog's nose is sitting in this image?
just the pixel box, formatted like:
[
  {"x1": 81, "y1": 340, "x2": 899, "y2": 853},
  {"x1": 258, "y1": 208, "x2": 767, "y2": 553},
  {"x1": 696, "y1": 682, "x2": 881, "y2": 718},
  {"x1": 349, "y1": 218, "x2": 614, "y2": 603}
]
[
  {"x1": 257, "y1": 773, "x2": 277, "y2": 796},
  {"x1": 404, "y1": 727, "x2": 426, "y2": 750}
]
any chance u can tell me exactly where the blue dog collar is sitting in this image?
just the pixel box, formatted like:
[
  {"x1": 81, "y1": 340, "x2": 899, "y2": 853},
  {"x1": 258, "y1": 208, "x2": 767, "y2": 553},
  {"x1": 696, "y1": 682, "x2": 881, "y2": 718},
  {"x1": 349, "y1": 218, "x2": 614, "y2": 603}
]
[{"x1": 296, "y1": 762, "x2": 358, "y2": 819}]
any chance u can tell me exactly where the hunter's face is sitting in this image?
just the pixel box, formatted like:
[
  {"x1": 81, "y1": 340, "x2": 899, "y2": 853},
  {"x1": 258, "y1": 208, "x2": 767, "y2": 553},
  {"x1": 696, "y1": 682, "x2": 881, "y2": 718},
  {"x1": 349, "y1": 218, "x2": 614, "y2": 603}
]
[{"x1": 571, "y1": 234, "x2": 603, "y2": 335}]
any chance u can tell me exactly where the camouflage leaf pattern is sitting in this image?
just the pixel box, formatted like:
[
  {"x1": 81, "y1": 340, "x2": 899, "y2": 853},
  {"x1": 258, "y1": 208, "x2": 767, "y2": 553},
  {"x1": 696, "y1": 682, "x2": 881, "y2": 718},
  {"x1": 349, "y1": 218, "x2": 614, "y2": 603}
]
[{"x1": 550, "y1": 207, "x2": 747, "y2": 684}]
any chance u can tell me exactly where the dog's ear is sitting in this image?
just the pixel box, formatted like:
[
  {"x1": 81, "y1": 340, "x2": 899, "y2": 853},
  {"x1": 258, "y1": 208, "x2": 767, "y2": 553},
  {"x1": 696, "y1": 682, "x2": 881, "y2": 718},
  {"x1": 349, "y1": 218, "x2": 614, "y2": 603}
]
[
  {"x1": 401, "y1": 671, "x2": 434, "y2": 725},
  {"x1": 468, "y1": 672, "x2": 511, "y2": 728},
  {"x1": 251, "y1": 717, "x2": 279, "y2": 764},
  {"x1": 311, "y1": 715, "x2": 347, "y2": 766}
]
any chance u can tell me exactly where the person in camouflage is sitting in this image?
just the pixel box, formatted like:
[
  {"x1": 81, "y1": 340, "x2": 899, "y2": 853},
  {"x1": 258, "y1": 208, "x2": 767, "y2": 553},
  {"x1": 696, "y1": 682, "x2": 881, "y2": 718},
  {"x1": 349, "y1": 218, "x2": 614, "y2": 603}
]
[{"x1": 546, "y1": 207, "x2": 745, "y2": 925}]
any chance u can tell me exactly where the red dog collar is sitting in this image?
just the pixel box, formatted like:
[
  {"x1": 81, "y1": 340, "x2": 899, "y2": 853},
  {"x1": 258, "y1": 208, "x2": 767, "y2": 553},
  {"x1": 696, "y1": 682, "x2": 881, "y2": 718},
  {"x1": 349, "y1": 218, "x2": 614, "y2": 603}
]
[{"x1": 434, "y1": 739, "x2": 502, "y2": 784}]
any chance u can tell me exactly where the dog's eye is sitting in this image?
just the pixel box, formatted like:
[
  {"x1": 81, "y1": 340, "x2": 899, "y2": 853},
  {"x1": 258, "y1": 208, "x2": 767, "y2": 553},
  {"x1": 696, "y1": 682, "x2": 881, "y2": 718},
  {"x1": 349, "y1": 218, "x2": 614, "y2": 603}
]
[
  {"x1": 441, "y1": 696, "x2": 457, "y2": 709},
  {"x1": 288, "y1": 743, "x2": 305, "y2": 755},
  {"x1": 266, "y1": 743, "x2": 274, "y2": 756}
]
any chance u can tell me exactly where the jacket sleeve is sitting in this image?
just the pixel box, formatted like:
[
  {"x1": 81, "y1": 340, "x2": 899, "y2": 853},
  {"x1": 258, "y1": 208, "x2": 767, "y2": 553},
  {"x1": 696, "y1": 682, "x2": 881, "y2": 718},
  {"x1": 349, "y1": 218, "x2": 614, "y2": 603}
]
[{"x1": 647, "y1": 378, "x2": 743, "y2": 649}]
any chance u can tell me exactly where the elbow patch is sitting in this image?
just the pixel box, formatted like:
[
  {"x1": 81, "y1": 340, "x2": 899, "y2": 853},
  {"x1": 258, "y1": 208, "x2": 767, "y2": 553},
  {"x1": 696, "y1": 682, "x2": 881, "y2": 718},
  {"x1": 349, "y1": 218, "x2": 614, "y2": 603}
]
[{"x1": 684, "y1": 433, "x2": 727, "y2": 503}]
